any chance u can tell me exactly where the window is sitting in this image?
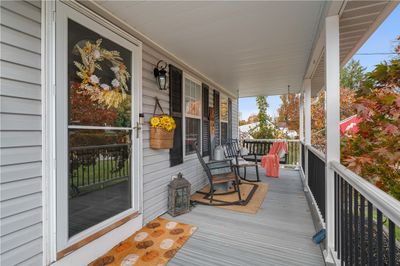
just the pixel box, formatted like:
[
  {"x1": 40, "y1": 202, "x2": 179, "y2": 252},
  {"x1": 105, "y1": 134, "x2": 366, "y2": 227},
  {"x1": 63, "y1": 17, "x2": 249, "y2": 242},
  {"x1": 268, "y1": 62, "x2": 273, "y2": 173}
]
[
  {"x1": 184, "y1": 76, "x2": 202, "y2": 155},
  {"x1": 220, "y1": 95, "x2": 228, "y2": 123},
  {"x1": 220, "y1": 95, "x2": 228, "y2": 144}
]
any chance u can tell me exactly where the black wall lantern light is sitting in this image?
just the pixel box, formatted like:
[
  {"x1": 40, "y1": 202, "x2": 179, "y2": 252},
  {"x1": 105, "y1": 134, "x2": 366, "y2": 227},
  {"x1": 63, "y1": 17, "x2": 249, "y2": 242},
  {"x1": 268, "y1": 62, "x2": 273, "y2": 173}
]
[{"x1": 153, "y1": 60, "x2": 168, "y2": 90}]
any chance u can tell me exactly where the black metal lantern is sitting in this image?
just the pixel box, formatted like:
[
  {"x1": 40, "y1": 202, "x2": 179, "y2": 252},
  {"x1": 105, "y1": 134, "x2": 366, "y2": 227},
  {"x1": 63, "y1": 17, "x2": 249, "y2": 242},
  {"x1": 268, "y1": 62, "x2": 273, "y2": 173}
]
[
  {"x1": 153, "y1": 60, "x2": 168, "y2": 90},
  {"x1": 168, "y1": 173, "x2": 191, "y2": 217}
]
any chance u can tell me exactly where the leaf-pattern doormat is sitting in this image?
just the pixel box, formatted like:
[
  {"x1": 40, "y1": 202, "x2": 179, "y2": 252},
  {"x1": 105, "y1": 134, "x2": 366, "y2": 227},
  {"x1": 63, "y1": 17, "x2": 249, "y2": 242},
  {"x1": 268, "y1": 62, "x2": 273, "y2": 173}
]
[{"x1": 89, "y1": 217, "x2": 197, "y2": 266}]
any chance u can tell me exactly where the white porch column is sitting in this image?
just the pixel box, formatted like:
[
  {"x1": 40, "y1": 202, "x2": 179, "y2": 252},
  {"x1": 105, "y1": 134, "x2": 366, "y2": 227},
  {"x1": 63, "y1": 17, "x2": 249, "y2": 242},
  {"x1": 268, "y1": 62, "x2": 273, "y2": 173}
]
[
  {"x1": 299, "y1": 89, "x2": 304, "y2": 171},
  {"x1": 299, "y1": 90, "x2": 304, "y2": 142},
  {"x1": 303, "y1": 79, "x2": 311, "y2": 190},
  {"x1": 304, "y1": 79, "x2": 311, "y2": 145},
  {"x1": 324, "y1": 15, "x2": 340, "y2": 264}
]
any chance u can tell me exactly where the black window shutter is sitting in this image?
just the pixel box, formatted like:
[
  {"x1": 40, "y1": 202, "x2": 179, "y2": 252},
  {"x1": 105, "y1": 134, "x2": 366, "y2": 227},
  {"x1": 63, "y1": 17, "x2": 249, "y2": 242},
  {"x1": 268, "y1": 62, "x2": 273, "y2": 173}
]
[
  {"x1": 169, "y1": 64, "x2": 183, "y2": 167},
  {"x1": 228, "y1": 98, "x2": 232, "y2": 139},
  {"x1": 214, "y1": 90, "x2": 220, "y2": 146},
  {"x1": 202, "y1": 84, "x2": 210, "y2": 157}
]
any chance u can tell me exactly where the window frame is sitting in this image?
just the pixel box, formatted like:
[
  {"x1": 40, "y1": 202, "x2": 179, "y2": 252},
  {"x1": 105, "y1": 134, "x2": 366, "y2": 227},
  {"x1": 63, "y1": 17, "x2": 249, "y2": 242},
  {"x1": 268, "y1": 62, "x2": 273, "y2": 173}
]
[
  {"x1": 53, "y1": 1, "x2": 143, "y2": 255},
  {"x1": 220, "y1": 93, "x2": 229, "y2": 143},
  {"x1": 220, "y1": 93, "x2": 229, "y2": 123},
  {"x1": 182, "y1": 73, "x2": 202, "y2": 158}
]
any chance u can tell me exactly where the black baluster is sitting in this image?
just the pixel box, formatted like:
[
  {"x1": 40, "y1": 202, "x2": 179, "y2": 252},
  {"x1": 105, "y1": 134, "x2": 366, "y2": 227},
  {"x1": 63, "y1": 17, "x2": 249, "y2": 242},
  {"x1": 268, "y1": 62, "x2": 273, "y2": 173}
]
[
  {"x1": 344, "y1": 181, "x2": 349, "y2": 265},
  {"x1": 96, "y1": 149, "x2": 104, "y2": 184},
  {"x1": 377, "y1": 210, "x2": 383, "y2": 266},
  {"x1": 349, "y1": 185, "x2": 353, "y2": 265},
  {"x1": 340, "y1": 178, "x2": 344, "y2": 264},
  {"x1": 360, "y1": 195, "x2": 366, "y2": 266},
  {"x1": 368, "y1": 202, "x2": 373, "y2": 265},
  {"x1": 354, "y1": 190, "x2": 359, "y2": 265},
  {"x1": 106, "y1": 149, "x2": 109, "y2": 182},
  {"x1": 335, "y1": 173, "x2": 338, "y2": 252},
  {"x1": 93, "y1": 149, "x2": 96, "y2": 185},
  {"x1": 81, "y1": 151, "x2": 84, "y2": 186},
  {"x1": 388, "y1": 220, "x2": 395, "y2": 266}
]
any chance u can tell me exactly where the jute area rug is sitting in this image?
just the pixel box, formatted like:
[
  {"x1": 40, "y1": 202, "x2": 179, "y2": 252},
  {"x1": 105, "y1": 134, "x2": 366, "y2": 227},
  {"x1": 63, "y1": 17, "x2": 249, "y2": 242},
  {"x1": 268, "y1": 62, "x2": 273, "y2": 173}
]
[
  {"x1": 191, "y1": 182, "x2": 268, "y2": 214},
  {"x1": 89, "y1": 217, "x2": 197, "y2": 266}
]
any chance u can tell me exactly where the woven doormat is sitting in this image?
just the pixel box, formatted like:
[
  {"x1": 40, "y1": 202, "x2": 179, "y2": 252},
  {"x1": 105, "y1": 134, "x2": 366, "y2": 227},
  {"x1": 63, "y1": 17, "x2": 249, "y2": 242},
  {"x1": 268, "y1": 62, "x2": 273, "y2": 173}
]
[
  {"x1": 191, "y1": 182, "x2": 268, "y2": 214},
  {"x1": 89, "y1": 217, "x2": 197, "y2": 266}
]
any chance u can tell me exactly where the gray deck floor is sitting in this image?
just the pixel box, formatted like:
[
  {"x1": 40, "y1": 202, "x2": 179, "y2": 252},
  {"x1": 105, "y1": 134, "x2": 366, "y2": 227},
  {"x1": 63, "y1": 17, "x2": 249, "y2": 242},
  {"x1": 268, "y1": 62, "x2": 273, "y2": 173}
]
[{"x1": 164, "y1": 168, "x2": 325, "y2": 266}]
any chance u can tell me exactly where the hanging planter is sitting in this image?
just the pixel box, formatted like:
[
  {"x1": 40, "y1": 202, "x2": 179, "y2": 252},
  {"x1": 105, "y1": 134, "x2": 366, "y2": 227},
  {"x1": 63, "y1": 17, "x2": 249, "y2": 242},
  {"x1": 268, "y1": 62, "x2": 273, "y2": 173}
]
[{"x1": 150, "y1": 97, "x2": 176, "y2": 149}]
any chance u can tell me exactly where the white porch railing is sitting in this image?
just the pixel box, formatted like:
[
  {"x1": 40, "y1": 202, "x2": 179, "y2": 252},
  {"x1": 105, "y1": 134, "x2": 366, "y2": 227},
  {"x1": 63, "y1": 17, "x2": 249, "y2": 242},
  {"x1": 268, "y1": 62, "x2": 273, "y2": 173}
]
[{"x1": 301, "y1": 142, "x2": 400, "y2": 265}]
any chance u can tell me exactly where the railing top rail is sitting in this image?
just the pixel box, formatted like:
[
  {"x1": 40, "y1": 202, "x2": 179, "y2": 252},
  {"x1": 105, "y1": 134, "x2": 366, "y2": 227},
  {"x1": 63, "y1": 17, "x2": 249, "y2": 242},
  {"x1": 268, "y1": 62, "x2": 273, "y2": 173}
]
[
  {"x1": 70, "y1": 143, "x2": 130, "y2": 151},
  {"x1": 306, "y1": 144, "x2": 326, "y2": 163},
  {"x1": 331, "y1": 161, "x2": 400, "y2": 226},
  {"x1": 242, "y1": 139, "x2": 300, "y2": 142}
]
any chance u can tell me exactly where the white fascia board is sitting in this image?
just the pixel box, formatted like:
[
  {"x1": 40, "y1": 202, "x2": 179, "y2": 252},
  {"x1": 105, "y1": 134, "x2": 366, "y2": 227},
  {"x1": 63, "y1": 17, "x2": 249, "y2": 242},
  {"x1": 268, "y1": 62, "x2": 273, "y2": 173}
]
[
  {"x1": 304, "y1": 1, "x2": 345, "y2": 80},
  {"x1": 341, "y1": 1, "x2": 399, "y2": 66}
]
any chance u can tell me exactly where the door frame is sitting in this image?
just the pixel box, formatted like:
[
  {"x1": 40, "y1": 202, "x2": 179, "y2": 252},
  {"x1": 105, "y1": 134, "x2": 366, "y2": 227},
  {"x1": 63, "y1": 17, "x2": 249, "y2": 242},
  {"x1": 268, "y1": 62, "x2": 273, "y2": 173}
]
[{"x1": 42, "y1": 0, "x2": 143, "y2": 263}]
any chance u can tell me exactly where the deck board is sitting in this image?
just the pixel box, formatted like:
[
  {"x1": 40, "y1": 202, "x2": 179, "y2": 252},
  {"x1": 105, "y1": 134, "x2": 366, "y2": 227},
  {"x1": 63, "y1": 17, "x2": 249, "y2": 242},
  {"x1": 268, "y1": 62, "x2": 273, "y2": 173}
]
[{"x1": 164, "y1": 168, "x2": 325, "y2": 266}]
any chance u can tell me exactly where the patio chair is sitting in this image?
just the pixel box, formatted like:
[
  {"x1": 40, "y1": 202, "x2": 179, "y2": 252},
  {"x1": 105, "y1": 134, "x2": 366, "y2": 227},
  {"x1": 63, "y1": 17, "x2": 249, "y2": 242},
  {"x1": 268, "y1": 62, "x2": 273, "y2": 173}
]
[
  {"x1": 222, "y1": 139, "x2": 260, "y2": 182},
  {"x1": 193, "y1": 142, "x2": 243, "y2": 206}
]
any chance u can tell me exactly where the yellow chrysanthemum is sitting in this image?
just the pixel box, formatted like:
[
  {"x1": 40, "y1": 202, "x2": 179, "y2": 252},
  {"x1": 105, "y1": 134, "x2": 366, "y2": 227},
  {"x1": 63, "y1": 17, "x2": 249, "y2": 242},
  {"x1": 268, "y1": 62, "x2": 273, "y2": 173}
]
[
  {"x1": 150, "y1": 117, "x2": 161, "y2": 127},
  {"x1": 160, "y1": 115, "x2": 170, "y2": 125},
  {"x1": 166, "y1": 125, "x2": 173, "y2": 131}
]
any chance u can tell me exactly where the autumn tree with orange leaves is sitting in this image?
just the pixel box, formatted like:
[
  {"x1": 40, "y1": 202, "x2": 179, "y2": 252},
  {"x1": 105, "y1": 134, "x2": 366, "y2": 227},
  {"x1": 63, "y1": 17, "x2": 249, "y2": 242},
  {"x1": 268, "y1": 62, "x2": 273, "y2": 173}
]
[
  {"x1": 277, "y1": 93, "x2": 300, "y2": 133},
  {"x1": 311, "y1": 87, "x2": 358, "y2": 152},
  {"x1": 341, "y1": 38, "x2": 400, "y2": 200}
]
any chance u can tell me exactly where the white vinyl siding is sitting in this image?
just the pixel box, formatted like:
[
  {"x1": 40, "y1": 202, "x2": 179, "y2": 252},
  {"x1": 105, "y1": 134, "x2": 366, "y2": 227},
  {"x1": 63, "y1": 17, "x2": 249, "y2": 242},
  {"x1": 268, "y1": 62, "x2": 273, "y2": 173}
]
[
  {"x1": 142, "y1": 45, "x2": 210, "y2": 223},
  {"x1": 142, "y1": 45, "x2": 237, "y2": 223},
  {"x1": 0, "y1": 1, "x2": 43, "y2": 265}
]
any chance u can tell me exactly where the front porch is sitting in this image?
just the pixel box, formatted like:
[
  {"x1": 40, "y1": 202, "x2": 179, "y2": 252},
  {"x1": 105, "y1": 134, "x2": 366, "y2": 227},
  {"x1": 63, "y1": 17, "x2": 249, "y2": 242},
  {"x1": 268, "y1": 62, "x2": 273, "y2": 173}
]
[
  {"x1": 165, "y1": 168, "x2": 324, "y2": 266},
  {"x1": 1, "y1": 1, "x2": 399, "y2": 265}
]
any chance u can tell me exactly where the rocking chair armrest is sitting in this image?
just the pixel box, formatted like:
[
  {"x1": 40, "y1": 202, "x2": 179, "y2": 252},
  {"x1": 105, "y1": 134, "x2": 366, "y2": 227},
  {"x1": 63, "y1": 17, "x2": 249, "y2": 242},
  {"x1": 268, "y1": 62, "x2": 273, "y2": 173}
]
[
  {"x1": 206, "y1": 159, "x2": 233, "y2": 171},
  {"x1": 241, "y1": 153, "x2": 258, "y2": 163},
  {"x1": 207, "y1": 159, "x2": 232, "y2": 165}
]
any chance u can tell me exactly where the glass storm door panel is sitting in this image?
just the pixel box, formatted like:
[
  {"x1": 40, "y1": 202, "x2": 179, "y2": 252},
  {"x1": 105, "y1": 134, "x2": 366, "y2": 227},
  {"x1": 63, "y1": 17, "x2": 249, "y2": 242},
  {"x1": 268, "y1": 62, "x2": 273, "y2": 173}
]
[{"x1": 67, "y1": 19, "x2": 133, "y2": 237}]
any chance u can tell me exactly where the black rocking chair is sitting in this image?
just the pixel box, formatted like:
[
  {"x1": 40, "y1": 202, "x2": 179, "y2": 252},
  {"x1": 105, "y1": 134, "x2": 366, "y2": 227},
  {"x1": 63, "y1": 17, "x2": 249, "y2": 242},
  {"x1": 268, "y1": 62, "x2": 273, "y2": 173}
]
[
  {"x1": 222, "y1": 139, "x2": 260, "y2": 182},
  {"x1": 193, "y1": 142, "x2": 243, "y2": 206}
]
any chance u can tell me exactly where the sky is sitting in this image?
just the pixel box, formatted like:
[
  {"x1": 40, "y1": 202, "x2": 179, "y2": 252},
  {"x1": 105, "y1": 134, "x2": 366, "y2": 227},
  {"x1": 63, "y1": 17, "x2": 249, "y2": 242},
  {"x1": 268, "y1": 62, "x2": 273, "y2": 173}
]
[{"x1": 239, "y1": 5, "x2": 400, "y2": 121}]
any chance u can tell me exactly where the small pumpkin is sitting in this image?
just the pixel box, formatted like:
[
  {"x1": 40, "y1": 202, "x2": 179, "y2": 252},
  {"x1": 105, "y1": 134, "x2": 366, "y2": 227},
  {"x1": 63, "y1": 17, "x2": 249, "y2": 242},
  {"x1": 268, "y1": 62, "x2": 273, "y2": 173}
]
[
  {"x1": 151, "y1": 229, "x2": 165, "y2": 238},
  {"x1": 163, "y1": 248, "x2": 178, "y2": 259},
  {"x1": 136, "y1": 240, "x2": 154, "y2": 249},
  {"x1": 141, "y1": 250, "x2": 160, "y2": 262},
  {"x1": 146, "y1": 222, "x2": 161, "y2": 229},
  {"x1": 165, "y1": 221, "x2": 177, "y2": 230},
  {"x1": 91, "y1": 255, "x2": 114, "y2": 266},
  {"x1": 176, "y1": 236, "x2": 189, "y2": 245},
  {"x1": 133, "y1": 231, "x2": 149, "y2": 242},
  {"x1": 170, "y1": 228, "x2": 184, "y2": 235},
  {"x1": 120, "y1": 254, "x2": 139, "y2": 266},
  {"x1": 159, "y1": 239, "x2": 174, "y2": 250},
  {"x1": 115, "y1": 242, "x2": 132, "y2": 252}
]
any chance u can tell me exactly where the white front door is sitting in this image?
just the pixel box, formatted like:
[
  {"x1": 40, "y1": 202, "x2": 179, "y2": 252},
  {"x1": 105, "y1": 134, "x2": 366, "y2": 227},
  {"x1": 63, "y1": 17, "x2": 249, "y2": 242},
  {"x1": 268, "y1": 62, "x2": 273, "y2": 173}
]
[{"x1": 54, "y1": 1, "x2": 142, "y2": 253}]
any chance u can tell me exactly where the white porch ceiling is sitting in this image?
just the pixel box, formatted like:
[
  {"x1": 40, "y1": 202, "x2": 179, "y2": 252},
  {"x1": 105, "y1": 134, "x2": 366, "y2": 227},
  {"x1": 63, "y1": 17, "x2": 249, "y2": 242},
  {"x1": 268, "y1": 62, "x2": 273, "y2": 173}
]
[{"x1": 97, "y1": 1, "x2": 326, "y2": 97}]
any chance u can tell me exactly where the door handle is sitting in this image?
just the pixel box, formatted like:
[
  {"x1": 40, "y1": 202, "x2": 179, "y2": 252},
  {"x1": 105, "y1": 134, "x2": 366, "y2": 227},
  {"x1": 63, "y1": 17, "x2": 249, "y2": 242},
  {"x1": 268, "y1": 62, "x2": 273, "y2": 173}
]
[{"x1": 133, "y1": 122, "x2": 142, "y2": 138}]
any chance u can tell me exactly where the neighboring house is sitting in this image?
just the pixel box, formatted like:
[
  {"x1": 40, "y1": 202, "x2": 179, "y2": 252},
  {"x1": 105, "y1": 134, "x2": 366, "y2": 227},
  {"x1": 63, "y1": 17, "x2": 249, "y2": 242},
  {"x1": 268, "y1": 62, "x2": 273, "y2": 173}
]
[
  {"x1": 340, "y1": 115, "x2": 361, "y2": 136},
  {"x1": 239, "y1": 122, "x2": 259, "y2": 140},
  {"x1": 0, "y1": 1, "x2": 398, "y2": 266}
]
